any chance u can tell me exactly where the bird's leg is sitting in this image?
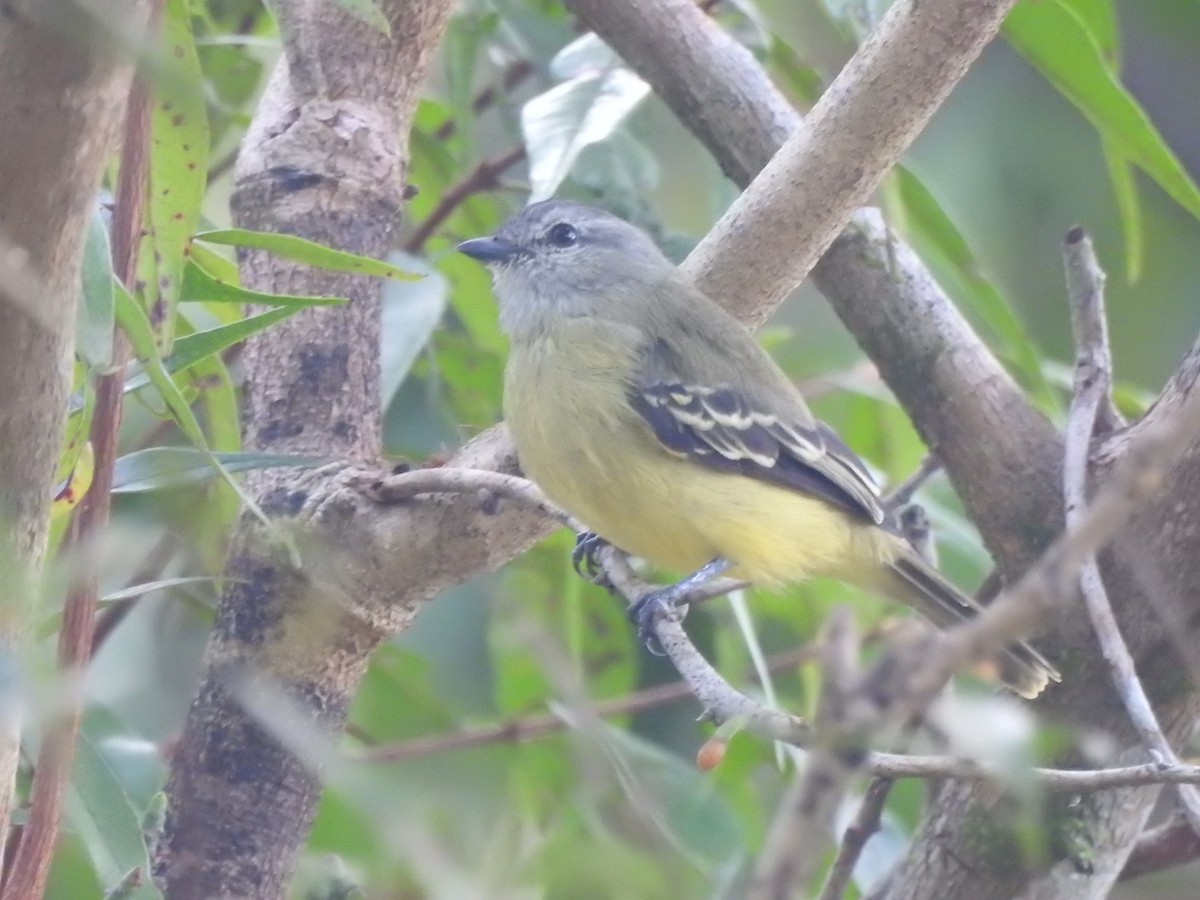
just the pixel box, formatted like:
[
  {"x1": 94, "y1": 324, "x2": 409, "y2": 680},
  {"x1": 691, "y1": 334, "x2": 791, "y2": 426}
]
[
  {"x1": 630, "y1": 557, "x2": 732, "y2": 653},
  {"x1": 571, "y1": 530, "x2": 613, "y2": 589}
]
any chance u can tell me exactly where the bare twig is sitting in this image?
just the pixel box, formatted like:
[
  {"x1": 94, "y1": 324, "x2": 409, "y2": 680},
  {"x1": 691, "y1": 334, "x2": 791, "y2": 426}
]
[
  {"x1": 432, "y1": 60, "x2": 534, "y2": 141},
  {"x1": 357, "y1": 465, "x2": 571, "y2": 526},
  {"x1": 596, "y1": 544, "x2": 813, "y2": 745},
  {"x1": 748, "y1": 610, "x2": 863, "y2": 900},
  {"x1": 816, "y1": 776, "x2": 895, "y2": 900},
  {"x1": 90, "y1": 533, "x2": 179, "y2": 655},
  {"x1": 865, "y1": 757, "x2": 1200, "y2": 791},
  {"x1": 357, "y1": 643, "x2": 819, "y2": 763},
  {"x1": 890, "y1": 377, "x2": 1200, "y2": 715},
  {"x1": 403, "y1": 146, "x2": 526, "y2": 253},
  {"x1": 1061, "y1": 228, "x2": 1200, "y2": 840},
  {"x1": 1063, "y1": 227, "x2": 1122, "y2": 435},
  {"x1": 1, "y1": 25, "x2": 151, "y2": 898},
  {"x1": 882, "y1": 454, "x2": 941, "y2": 511}
]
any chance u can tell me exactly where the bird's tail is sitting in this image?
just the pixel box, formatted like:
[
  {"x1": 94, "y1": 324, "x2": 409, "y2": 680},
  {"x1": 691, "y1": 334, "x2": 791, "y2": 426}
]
[{"x1": 870, "y1": 550, "x2": 1061, "y2": 700}]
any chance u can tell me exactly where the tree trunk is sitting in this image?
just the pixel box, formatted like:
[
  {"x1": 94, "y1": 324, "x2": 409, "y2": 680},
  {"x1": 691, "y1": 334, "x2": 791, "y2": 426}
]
[{"x1": 0, "y1": 0, "x2": 140, "y2": 849}]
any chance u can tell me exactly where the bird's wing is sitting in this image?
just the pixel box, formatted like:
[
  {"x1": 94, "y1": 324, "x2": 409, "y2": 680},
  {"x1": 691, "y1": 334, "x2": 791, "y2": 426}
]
[{"x1": 628, "y1": 338, "x2": 885, "y2": 524}]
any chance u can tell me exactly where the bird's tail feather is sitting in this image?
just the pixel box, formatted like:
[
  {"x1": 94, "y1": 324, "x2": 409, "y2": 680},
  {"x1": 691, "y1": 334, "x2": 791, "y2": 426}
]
[{"x1": 876, "y1": 551, "x2": 1061, "y2": 700}]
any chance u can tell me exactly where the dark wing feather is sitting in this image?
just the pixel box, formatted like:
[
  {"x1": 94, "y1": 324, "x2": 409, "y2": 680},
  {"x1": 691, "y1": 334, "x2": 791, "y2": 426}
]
[{"x1": 629, "y1": 360, "x2": 885, "y2": 525}]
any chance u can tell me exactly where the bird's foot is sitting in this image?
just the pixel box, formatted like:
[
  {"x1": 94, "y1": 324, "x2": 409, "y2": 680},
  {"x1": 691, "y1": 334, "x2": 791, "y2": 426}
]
[
  {"x1": 628, "y1": 587, "x2": 683, "y2": 656},
  {"x1": 628, "y1": 557, "x2": 732, "y2": 655},
  {"x1": 571, "y1": 530, "x2": 613, "y2": 589}
]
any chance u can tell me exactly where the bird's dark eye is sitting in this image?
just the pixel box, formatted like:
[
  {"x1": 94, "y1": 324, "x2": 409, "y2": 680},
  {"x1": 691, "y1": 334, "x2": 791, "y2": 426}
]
[{"x1": 546, "y1": 222, "x2": 579, "y2": 247}]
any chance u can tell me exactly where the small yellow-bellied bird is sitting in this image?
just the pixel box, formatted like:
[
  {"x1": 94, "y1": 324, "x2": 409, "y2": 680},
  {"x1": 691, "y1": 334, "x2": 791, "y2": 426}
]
[{"x1": 459, "y1": 201, "x2": 1059, "y2": 698}]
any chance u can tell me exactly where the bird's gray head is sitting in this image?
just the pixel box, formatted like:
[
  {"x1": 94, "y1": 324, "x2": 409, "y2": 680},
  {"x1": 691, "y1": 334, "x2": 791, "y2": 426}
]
[{"x1": 457, "y1": 201, "x2": 676, "y2": 337}]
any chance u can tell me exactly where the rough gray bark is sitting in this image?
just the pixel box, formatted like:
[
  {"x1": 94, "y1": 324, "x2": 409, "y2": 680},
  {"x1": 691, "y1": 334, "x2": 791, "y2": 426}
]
[
  {"x1": 154, "y1": 1, "x2": 457, "y2": 897},
  {"x1": 0, "y1": 0, "x2": 139, "y2": 848},
  {"x1": 153, "y1": 0, "x2": 1200, "y2": 896},
  {"x1": 565, "y1": 1, "x2": 1200, "y2": 897}
]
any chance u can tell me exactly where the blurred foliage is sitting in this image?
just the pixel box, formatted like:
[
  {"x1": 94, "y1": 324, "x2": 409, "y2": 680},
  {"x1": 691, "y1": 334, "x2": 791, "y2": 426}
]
[{"x1": 29, "y1": 0, "x2": 1200, "y2": 897}]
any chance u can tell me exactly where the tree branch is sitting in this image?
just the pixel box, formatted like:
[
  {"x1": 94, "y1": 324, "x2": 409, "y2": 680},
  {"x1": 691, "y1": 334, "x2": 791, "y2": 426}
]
[
  {"x1": 156, "y1": 1, "x2": 457, "y2": 896},
  {"x1": 816, "y1": 776, "x2": 895, "y2": 900},
  {"x1": 1, "y1": 16, "x2": 150, "y2": 894},
  {"x1": 0, "y1": 0, "x2": 142, "y2": 858},
  {"x1": 403, "y1": 145, "x2": 526, "y2": 253},
  {"x1": 1061, "y1": 229, "x2": 1200, "y2": 839},
  {"x1": 566, "y1": 0, "x2": 1061, "y2": 581}
]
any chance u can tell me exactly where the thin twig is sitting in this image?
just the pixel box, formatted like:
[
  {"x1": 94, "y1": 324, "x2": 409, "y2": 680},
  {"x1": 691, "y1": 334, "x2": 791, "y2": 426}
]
[
  {"x1": 1, "y1": 20, "x2": 152, "y2": 898},
  {"x1": 1061, "y1": 227, "x2": 1200, "y2": 840},
  {"x1": 357, "y1": 465, "x2": 572, "y2": 526},
  {"x1": 356, "y1": 643, "x2": 819, "y2": 762},
  {"x1": 882, "y1": 454, "x2": 941, "y2": 511},
  {"x1": 432, "y1": 60, "x2": 534, "y2": 142},
  {"x1": 816, "y1": 776, "x2": 895, "y2": 900},
  {"x1": 403, "y1": 146, "x2": 526, "y2": 253},
  {"x1": 90, "y1": 533, "x2": 179, "y2": 655},
  {"x1": 748, "y1": 610, "x2": 863, "y2": 900},
  {"x1": 891, "y1": 376, "x2": 1200, "y2": 715}
]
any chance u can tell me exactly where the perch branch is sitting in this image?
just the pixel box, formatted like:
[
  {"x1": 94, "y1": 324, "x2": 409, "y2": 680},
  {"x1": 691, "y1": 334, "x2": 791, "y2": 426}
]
[{"x1": 1061, "y1": 228, "x2": 1200, "y2": 839}]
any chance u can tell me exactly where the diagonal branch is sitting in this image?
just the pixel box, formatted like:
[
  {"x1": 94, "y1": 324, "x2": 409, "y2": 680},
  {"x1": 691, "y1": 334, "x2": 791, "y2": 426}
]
[
  {"x1": 1061, "y1": 229, "x2": 1200, "y2": 839},
  {"x1": 566, "y1": 0, "x2": 1061, "y2": 575}
]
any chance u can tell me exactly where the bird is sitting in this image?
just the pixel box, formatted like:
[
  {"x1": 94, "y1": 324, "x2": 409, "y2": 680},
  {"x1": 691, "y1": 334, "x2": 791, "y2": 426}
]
[{"x1": 458, "y1": 200, "x2": 1060, "y2": 699}]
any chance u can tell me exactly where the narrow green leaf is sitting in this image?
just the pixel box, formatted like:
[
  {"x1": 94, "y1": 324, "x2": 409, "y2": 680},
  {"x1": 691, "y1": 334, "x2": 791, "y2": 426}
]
[
  {"x1": 186, "y1": 241, "x2": 239, "y2": 282},
  {"x1": 115, "y1": 284, "x2": 207, "y2": 447},
  {"x1": 113, "y1": 448, "x2": 326, "y2": 493},
  {"x1": 137, "y1": 0, "x2": 210, "y2": 352},
  {"x1": 66, "y1": 733, "x2": 162, "y2": 899},
  {"x1": 78, "y1": 204, "x2": 116, "y2": 371},
  {"x1": 889, "y1": 167, "x2": 1062, "y2": 416},
  {"x1": 123, "y1": 306, "x2": 297, "y2": 395},
  {"x1": 1004, "y1": 0, "x2": 1200, "y2": 226},
  {"x1": 195, "y1": 229, "x2": 420, "y2": 281},
  {"x1": 117, "y1": 284, "x2": 302, "y2": 549},
  {"x1": 37, "y1": 577, "x2": 227, "y2": 639},
  {"x1": 181, "y1": 257, "x2": 346, "y2": 306},
  {"x1": 1102, "y1": 140, "x2": 1144, "y2": 282}
]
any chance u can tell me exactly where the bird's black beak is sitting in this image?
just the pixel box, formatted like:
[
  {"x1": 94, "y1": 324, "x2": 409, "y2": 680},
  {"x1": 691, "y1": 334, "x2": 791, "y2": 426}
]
[{"x1": 457, "y1": 235, "x2": 521, "y2": 264}]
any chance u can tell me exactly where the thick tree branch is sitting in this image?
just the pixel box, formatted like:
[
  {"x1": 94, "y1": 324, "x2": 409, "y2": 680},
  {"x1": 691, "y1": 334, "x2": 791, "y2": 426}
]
[
  {"x1": 156, "y1": 1, "x2": 456, "y2": 896},
  {"x1": 566, "y1": 0, "x2": 1061, "y2": 580},
  {"x1": 0, "y1": 0, "x2": 141, "y2": 854},
  {"x1": 1, "y1": 26, "x2": 149, "y2": 896}
]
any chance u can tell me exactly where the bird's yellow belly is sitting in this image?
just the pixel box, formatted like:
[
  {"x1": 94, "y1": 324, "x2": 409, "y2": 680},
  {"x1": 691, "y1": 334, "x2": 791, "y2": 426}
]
[
  {"x1": 504, "y1": 333, "x2": 896, "y2": 586},
  {"x1": 521, "y1": 427, "x2": 892, "y2": 585}
]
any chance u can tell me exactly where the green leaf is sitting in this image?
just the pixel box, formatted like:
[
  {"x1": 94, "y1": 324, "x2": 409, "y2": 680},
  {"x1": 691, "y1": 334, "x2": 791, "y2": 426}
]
[
  {"x1": 195, "y1": 229, "x2": 420, "y2": 281},
  {"x1": 1004, "y1": 0, "x2": 1200, "y2": 227},
  {"x1": 522, "y1": 34, "x2": 651, "y2": 202},
  {"x1": 186, "y1": 241, "x2": 239, "y2": 282},
  {"x1": 1102, "y1": 139, "x2": 1144, "y2": 282},
  {"x1": 123, "y1": 305, "x2": 299, "y2": 395},
  {"x1": 381, "y1": 251, "x2": 447, "y2": 409},
  {"x1": 181, "y1": 257, "x2": 346, "y2": 306},
  {"x1": 115, "y1": 283, "x2": 208, "y2": 448},
  {"x1": 37, "y1": 577, "x2": 226, "y2": 639},
  {"x1": 78, "y1": 203, "x2": 116, "y2": 370},
  {"x1": 137, "y1": 0, "x2": 210, "y2": 352},
  {"x1": 888, "y1": 166, "x2": 1062, "y2": 417},
  {"x1": 113, "y1": 448, "x2": 326, "y2": 493},
  {"x1": 66, "y1": 732, "x2": 162, "y2": 899},
  {"x1": 330, "y1": 0, "x2": 390, "y2": 34},
  {"x1": 112, "y1": 448, "x2": 326, "y2": 494}
]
